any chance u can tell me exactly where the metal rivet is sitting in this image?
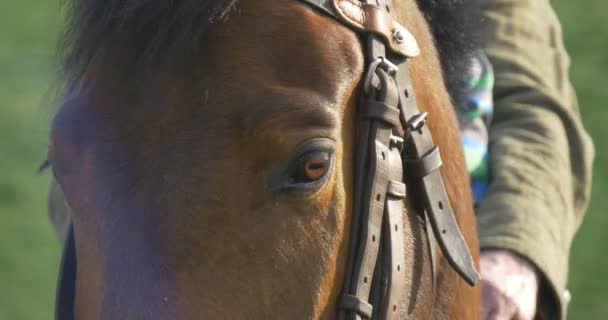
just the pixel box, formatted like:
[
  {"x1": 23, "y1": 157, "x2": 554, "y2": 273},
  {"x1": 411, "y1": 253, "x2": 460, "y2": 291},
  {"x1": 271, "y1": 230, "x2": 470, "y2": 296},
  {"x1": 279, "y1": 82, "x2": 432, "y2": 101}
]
[{"x1": 393, "y1": 28, "x2": 406, "y2": 43}]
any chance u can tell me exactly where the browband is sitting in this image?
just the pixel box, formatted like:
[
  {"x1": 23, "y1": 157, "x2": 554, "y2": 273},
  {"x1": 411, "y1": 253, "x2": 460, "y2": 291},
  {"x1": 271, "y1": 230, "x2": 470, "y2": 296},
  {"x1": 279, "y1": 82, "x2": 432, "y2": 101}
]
[{"x1": 296, "y1": 0, "x2": 419, "y2": 58}]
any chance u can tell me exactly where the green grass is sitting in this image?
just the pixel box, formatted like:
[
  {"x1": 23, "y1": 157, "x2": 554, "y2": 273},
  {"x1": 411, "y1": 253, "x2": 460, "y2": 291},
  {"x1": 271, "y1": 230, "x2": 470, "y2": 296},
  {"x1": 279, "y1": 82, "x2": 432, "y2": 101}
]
[
  {"x1": 0, "y1": 1, "x2": 605, "y2": 319},
  {"x1": 553, "y1": 0, "x2": 608, "y2": 318},
  {"x1": 0, "y1": 1, "x2": 63, "y2": 319}
]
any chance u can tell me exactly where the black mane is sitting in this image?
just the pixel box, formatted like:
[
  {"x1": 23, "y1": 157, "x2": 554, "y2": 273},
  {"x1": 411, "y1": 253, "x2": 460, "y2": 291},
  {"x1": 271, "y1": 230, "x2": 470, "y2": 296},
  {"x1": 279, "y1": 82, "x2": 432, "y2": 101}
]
[
  {"x1": 60, "y1": 0, "x2": 238, "y2": 87},
  {"x1": 60, "y1": 0, "x2": 476, "y2": 102},
  {"x1": 416, "y1": 0, "x2": 479, "y2": 105}
]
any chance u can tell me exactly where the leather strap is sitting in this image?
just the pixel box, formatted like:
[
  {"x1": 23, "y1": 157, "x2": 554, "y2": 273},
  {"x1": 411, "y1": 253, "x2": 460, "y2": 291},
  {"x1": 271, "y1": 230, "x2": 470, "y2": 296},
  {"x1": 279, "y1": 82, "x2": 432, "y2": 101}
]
[
  {"x1": 340, "y1": 294, "x2": 374, "y2": 318},
  {"x1": 378, "y1": 160, "x2": 407, "y2": 319},
  {"x1": 340, "y1": 69, "x2": 399, "y2": 320},
  {"x1": 295, "y1": 0, "x2": 419, "y2": 58},
  {"x1": 395, "y1": 63, "x2": 480, "y2": 286},
  {"x1": 338, "y1": 0, "x2": 411, "y2": 316},
  {"x1": 364, "y1": 101, "x2": 401, "y2": 128},
  {"x1": 404, "y1": 145, "x2": 442, "y2": 179},
  {"x1": 297, "y1": 0, "x2": 480, "y2": 317},
  {"x1": 56, "y1": 224, "x2": 76, "y2": 320}
]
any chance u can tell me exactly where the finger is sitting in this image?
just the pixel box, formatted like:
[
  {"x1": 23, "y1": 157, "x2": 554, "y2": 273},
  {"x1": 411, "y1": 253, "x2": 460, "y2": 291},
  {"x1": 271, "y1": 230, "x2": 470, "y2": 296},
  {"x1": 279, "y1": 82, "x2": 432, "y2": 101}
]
[
  {"x1": 482, "y1": 299, "x2": 496, "y2": 320},
  {"x1": 512, "y1": 308, "x2": 535, "y2": 320},
  {"x1": 480, "y1": 250, "x2": 539, "y2": 319},
  {"x1": 482, "y1": 280, "x2": 518, "y2": 320},
  {"x1": 481, "y1": 280, "x2": 500, "y2": 320}
]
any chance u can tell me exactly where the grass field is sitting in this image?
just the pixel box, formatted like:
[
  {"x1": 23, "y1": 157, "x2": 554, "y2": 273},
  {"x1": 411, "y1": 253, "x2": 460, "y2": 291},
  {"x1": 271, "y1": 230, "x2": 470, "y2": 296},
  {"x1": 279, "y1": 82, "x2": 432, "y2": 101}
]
[{"x1": 0, "y1": 1, "x2": 605, "y2": 319}]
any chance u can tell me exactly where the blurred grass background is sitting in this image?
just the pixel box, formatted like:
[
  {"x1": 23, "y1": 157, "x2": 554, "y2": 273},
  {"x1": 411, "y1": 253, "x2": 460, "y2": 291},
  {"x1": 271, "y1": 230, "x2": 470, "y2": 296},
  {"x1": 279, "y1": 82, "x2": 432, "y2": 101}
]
[{"x1": 0, "y1": 0, "x2": 605, "y2": 319}]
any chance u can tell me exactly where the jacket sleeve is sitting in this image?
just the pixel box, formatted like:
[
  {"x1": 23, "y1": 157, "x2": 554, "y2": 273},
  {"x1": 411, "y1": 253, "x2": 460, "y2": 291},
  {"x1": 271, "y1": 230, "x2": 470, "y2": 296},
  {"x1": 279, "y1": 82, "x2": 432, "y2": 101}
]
[{"x1": 472, "y1": 0, "x2": 594, "y2": 318}]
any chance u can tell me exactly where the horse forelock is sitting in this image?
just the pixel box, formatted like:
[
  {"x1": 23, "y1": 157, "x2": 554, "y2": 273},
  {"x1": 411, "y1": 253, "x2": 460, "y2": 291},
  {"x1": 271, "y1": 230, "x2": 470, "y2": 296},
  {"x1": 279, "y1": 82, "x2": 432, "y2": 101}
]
[
  {"x1": 60, "y1": 0, "x2": 478, "y2": 103},
  {"x1": 60, "y1": 0, "x2": 239, "y2": 88}
]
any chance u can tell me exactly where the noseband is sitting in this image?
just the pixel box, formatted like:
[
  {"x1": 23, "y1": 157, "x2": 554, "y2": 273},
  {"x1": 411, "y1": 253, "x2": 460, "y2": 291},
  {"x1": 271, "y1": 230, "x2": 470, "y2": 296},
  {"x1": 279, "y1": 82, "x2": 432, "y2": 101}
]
[
  {"x1": 296, "y1": 0, "x2": 479, "y2": 319},
  {"x1": 54, "y1": 1, "x2": 479, "y2": 319}
]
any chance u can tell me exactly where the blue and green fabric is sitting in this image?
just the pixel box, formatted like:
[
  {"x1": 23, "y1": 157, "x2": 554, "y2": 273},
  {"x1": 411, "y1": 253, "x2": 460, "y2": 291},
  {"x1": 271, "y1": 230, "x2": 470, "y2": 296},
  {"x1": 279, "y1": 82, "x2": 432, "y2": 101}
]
[{"x1": 456, "y1": 50, "x2": 494, "y2": 203}]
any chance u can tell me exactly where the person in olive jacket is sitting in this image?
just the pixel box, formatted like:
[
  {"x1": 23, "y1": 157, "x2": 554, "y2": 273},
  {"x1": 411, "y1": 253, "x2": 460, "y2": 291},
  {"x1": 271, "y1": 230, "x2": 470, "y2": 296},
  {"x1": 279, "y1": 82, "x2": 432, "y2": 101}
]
[{"x1": 470, "y1": 0, "x2": 594, "y2": 319}]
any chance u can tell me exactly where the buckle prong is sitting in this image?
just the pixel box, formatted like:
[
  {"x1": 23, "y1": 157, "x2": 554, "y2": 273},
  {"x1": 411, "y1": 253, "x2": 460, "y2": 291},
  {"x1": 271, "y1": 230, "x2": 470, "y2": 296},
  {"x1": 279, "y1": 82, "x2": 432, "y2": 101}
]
[
  {"x1": 389, "y1": 135, "x2": 405, "y2": 151},
  {"x1": 406, "y1": 112, "x2": 428, "y2": 132}
]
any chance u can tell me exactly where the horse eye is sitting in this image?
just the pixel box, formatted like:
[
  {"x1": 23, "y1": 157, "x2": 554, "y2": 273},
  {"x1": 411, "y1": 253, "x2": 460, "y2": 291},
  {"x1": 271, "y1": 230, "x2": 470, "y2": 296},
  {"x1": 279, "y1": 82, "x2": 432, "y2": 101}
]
[{"x1": 290, "y1": 151, "x2": 332, "y2": 184}]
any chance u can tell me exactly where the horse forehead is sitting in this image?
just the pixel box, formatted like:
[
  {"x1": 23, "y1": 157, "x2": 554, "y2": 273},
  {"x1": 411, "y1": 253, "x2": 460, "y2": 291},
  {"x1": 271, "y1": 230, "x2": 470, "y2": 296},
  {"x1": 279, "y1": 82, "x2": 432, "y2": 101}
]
[{"x1": 210, "y1": 0, "x2": 364, "y2": 98}]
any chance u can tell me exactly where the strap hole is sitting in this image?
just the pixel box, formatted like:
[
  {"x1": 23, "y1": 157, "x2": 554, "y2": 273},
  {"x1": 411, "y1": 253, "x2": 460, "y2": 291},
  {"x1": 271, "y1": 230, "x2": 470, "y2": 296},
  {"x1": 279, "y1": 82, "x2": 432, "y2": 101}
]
[
  {"x1": 441, "y1": 229, "x2": 447, "y2": 235},
  {"x1": 381, "y1": 151, "x2": 386, "y2": 160},
  {"x1": 393, "y1": 305, "x2": 397, "y2": 312},
  {"x1": 404, "y1": 89, "x2": 410, "y2": 98},
  {"x1": 376, "y1": 194, "x2": 381, "y2": 202},
  {"x1": 364, "y1": 277, "x2": 368, "y2": 284},
  {"x1": 394, "y1": 224, "x2": 398, "y2": 231},
  {"x1": 397, "y1": 265, "x2": 401, "y2": 272},
  {"x1": 438, "y1": 201, "x2": 444, "y2": 210},
  {"x1": 385, "y1": 4, "x2": 391, "y2": 12},
  {"x1": 372, "y1": 235, "x2": 376, "y2": 242}
]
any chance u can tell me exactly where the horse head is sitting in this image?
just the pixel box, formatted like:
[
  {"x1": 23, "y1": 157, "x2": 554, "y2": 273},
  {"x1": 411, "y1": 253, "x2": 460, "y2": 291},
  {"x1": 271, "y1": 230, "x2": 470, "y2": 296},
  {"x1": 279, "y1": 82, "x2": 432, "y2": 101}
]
[{"x1": 49, "y1": 0, "x2": 480, "y2": 318}]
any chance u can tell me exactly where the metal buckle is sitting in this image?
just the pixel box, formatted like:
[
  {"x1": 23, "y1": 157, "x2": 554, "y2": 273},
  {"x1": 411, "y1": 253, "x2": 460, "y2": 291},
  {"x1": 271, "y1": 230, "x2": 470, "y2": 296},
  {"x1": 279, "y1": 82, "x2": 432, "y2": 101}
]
[
  {"x1": 406, "y1": 112, "x2": 428, "y2": 132},
  {"x1": 389, "y1": 134, "x2": 404, "y2": 151},
  {"x1": 363, "y1": 57, "x2": 399, "y2": 95}
]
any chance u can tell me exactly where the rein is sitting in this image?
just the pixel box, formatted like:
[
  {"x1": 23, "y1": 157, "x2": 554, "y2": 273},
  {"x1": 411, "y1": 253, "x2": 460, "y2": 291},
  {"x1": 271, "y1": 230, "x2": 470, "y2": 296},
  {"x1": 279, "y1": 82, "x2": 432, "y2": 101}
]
[
  {"x1": 295, "y1": 0, "x2": 479, "y2": 319},
  {"x1": 54, "y1": 1, "x2": 479, "y2": 319}
]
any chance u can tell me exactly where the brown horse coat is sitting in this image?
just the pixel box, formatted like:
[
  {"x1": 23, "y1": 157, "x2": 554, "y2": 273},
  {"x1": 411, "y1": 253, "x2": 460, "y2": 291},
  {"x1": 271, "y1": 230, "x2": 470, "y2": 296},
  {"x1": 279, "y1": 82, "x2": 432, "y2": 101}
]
[{"x1": 49, "y1": 0, "x2": 480, "y2": 318}]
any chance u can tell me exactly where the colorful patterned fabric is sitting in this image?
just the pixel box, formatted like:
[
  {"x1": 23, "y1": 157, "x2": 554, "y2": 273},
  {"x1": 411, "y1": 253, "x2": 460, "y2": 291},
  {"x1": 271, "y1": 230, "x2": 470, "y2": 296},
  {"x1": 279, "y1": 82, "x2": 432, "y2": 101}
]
[{"x1": 456, "y1": 50, "x2": 494, "y2": 203}]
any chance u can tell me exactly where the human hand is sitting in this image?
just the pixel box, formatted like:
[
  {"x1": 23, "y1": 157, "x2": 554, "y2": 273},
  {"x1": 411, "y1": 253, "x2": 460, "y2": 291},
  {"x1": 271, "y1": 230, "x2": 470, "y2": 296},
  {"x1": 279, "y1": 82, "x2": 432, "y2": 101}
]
[{"x1": 480, "y1": 249, "x2": 539, "y2": 320}]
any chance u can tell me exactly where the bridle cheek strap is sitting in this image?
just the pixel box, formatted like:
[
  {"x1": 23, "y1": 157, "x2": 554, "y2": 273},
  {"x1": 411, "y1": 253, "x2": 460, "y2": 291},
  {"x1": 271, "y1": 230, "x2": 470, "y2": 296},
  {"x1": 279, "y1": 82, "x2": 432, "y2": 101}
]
[
  {"x1": 341, "y1": 68, "x2": 406, "y2": 320},
  {"x1": 296, "y1": 0, "x2": 480, "y2": 319},
  {"x1": 56, "y1": 225, "x2": 76, "y2": 320}
]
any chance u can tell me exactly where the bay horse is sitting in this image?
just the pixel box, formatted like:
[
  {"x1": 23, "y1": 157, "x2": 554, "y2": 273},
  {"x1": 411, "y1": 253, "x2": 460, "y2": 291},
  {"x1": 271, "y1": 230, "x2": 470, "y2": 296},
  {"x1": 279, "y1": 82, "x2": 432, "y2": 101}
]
[{"x1": 48, "y1": 0, "x2": 481, "y2": 318}]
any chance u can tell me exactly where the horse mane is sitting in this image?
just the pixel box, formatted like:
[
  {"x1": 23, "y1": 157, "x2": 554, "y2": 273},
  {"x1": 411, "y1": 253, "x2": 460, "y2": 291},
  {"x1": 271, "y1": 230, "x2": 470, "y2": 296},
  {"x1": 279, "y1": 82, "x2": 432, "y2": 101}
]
[
  {"x1": 416, "y1": 0, "x2": 479, "y2": 106},
  {"x1": 60, "y1": 0, "x2": 476, "y2": 103},
  {"x1": 60, "y1": 0, "x2": 238, "y2": 87}
]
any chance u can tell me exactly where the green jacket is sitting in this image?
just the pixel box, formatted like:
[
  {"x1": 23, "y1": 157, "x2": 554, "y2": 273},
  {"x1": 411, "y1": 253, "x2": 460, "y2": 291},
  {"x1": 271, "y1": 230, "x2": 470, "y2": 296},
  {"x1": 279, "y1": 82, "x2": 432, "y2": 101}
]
[{"x1": 473, "y1": 0, "x2": 594, "y2": 318}]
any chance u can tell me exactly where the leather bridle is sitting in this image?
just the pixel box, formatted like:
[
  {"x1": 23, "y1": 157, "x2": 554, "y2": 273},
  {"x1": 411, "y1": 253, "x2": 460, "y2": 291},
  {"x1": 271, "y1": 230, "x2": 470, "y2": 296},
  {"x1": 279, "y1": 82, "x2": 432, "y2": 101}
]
[
  {"x1": 294, "y1": 0, "x2": 480, "y2": 319},
  {"x1": 54, "y1": 1, "x2": 479, "y2": 319}
]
